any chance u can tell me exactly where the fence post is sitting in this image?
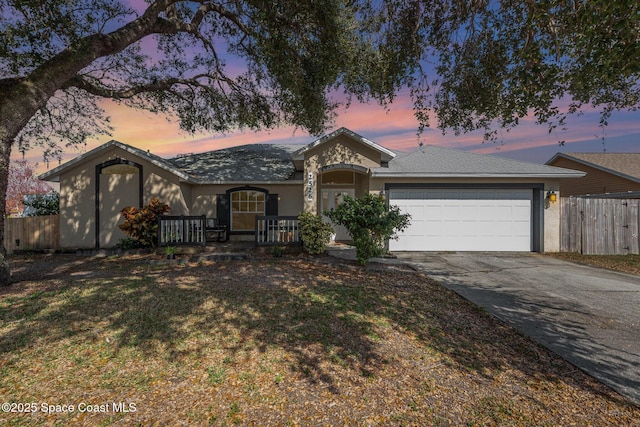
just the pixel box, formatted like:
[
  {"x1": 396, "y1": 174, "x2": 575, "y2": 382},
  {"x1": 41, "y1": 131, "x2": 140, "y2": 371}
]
[
  {"x1": 200, "y1": 215, "x2": 206, "y2": 247},
  {"x1": 630, "y1": 200, "x2": 640, "y2": 254}
]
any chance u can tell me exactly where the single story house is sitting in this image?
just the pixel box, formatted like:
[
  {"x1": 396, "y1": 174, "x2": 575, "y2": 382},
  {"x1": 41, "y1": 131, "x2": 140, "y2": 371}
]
[
  {"x1": 40, "y1": 127, "x2": 585, "y2": 252},
  {"x1": 546, "y1": 152, "x2": 640, "y2": 197}
]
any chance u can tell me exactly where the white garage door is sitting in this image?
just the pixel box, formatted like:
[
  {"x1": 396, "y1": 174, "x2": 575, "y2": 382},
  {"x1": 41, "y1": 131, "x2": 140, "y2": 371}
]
[{"x1": 389, "y1": 188, "x2": 532, "y2": 252}]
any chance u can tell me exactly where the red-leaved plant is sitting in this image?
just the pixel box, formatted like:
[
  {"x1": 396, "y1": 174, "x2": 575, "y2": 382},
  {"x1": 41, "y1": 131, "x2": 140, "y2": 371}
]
[{"x1": 119, "y1": 198, "x2": 170, "y2": 248}]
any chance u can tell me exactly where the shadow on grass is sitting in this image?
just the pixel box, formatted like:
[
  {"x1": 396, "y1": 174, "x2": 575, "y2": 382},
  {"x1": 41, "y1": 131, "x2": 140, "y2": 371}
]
[
  {"x1": 1, "y1": 254, "x2": 636, "y2": 408},
  {"x1": 2, "y1": 256, "x2": 389, "y2": 393}
]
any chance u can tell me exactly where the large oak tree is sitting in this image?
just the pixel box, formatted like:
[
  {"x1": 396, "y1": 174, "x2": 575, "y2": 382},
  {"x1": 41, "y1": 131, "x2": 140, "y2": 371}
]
[
  {"x1": 0, "y1": 0, "x2": 408, "y2": 283},
  {"x1": 2, "y1": 0, "x2": 639, "y2": 283}
]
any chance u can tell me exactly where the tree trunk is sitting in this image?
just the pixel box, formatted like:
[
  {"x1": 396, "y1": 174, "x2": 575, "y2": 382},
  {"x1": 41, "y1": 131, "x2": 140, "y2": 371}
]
[
  {"x1": 0, "y1": 136, "x2": 12, "y2": 286},
  {"x1": 0, "y1": 76, "x2": 29, "y2": 284},
  {"x1": 0, "y1": 75, "x2": 70, "y2": 285},
  {"x1": 0, "y1": 5, "x2": 168, "y2": 284}
]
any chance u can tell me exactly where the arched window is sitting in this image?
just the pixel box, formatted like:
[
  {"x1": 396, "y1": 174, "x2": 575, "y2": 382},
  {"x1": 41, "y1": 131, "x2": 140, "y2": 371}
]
[
  {"x1": 100, "y1": 163, "x2": 140, "y2": 175},
  {"x1": 321, "y1": 170, "x2": 354, "y2": 185}
]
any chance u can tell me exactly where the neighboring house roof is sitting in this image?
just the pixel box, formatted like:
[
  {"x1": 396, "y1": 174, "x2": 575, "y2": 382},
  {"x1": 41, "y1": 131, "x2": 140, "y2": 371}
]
[
  {"x1": 291, "y1": 127, "x2": 396, "y2": 161},
  {"x1": 372, "y1": 145, "x2": 586, "y2": 178},
  {"x1": 169, "y1": 143, "x2": 306, "y2": 183},
  {"x1": 545, "y1": 152, "x2": 640, "y2": 184},
  {"x1": 39, "y1": 140, "x2": 194, "y2": 182}
]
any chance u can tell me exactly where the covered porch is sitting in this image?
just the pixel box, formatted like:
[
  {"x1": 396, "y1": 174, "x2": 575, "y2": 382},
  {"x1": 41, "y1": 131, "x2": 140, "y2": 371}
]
[{"x1": 315, "y1": 165, "x2": 370, "y2": 241}]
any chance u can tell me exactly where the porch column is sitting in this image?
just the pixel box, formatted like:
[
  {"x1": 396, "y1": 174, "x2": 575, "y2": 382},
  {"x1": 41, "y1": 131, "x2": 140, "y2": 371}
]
[{"x1": 303, "y1": 159, "x2": 318, "y2": 213}]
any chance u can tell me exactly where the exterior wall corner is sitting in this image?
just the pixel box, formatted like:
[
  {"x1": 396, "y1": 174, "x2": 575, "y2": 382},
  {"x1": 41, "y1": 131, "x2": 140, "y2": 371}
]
[{"x1": 543, "y1": 183, "x2": 562, "y2": 253}]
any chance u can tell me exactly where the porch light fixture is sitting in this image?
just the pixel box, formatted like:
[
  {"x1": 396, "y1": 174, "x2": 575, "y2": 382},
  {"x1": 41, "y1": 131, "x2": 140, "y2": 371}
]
[{"x1": 546, "y1": 188, "x2": 557, "y2": 203}]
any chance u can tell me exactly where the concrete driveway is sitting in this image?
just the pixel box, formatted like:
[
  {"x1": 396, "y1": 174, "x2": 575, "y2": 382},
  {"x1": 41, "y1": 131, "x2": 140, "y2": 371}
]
[{"x1": 393, "y1": 252, "x2": 640, "y2": 405}]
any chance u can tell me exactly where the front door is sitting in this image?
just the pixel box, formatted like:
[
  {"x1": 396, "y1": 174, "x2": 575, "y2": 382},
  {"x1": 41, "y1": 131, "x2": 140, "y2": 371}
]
[{"x1": 321, "y1": 189, "x2": 355, "y2": 241}]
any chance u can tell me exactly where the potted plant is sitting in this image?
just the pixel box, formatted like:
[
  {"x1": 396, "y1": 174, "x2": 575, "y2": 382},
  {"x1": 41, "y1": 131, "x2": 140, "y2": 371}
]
[
  {"x1": 165, "y1": 246, "x2": 177, "y2": 259},
  {"x1": 271, "y1": 245, "x2": 283, "y2": 258}
]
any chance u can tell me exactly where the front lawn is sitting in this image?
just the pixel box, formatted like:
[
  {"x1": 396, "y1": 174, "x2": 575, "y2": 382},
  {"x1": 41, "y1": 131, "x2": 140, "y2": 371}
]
[
  {"x1": 2, "y1": 254, "x2": 638, "y2": 426},
  {"x1": 548, "y1": 253, "x2": 640, "y2": 276}
]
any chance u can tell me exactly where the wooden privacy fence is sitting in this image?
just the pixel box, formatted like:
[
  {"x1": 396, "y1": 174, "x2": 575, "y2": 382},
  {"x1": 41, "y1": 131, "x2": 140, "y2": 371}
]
[
  {"x1": 4, "y1": 215, "x2": 60, "y2": 254},
  {"x1": 560, "y1": 198, "x2": 640, "y2": 254}
]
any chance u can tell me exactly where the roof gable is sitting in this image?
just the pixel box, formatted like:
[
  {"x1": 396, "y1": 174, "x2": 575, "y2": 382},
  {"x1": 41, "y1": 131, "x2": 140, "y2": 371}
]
[
  {"x1": 291, "y1": 127, "x2": 396, "y2": 161},
  {"x1": 40, "y1": 140, "x2": 307, "y2": 184},
  {"x1": 546, "y1": 152, "x2": 640, "y2": 184},
  {"x1": 39, "y1": 140, "x2": 193, "y2": 182},
  {"x1": 373, "y1": 145, "x2": 586, "y2": 178}
]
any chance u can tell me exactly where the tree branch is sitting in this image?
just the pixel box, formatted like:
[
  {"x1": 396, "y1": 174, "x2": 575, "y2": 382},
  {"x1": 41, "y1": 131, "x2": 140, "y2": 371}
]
[
  {"x1": 192, "y1": 2, "x2": 250, "y2": 35},
  {"x1": 64, "y1": 75, "x2": 186, "y2": 99},
  {"x1": 63, "y1": 73, "x2": 241, "y2": 100}
]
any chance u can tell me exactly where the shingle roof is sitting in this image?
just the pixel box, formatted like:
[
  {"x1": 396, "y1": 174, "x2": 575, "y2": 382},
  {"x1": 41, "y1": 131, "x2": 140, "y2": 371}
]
[
  {"x1": 546, "y1": 152, "x2": 640, "y2": 183},
  {"x1": 39, "y1": 140, "x2": 307, "y2": 183},
  {"x1": 40, "y1": 131, "x2": 587, "y2": 185},
  {"x1": 169, "y1": 143, "x2": 306, "y2": 183},
  {"x1": 372, "y1": 145, "x2": 585, "y2": 178}
]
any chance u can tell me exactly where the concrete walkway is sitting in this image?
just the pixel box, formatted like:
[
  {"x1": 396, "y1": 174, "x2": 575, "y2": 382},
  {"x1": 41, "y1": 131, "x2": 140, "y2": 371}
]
[{"x1": 327, "y1": 247, "x2": 640, "y2": 405}]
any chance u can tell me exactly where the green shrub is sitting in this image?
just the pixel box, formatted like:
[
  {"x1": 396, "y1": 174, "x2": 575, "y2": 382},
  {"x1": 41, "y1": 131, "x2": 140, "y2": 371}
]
[
  {"x1": 270, "y1": 245, "x2": 283, "y2": 258},
  {"x1": 114, "y1": 237, "x2": 148, "y2": 250},
  {"x1": 298, "y1": 211, "x2": 334, "y2": 255},
  {"x1": 119, "y1": 198, "x2": 170, "y2": 248},
  {"x1": 23, "y1": 191, "x2": 59, "y2": 216},
  {"x1": 325, "y1": 194, "x2": 411, "y2": 265}
]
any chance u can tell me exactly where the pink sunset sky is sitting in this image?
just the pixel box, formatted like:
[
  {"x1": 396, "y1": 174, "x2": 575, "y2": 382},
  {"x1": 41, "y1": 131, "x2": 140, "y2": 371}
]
[
  {"x1": 21, "y1": 93, "x2": 640, "y2": 175},
  {"x1": 11, "y1": 0, "x2": 639, "y2": 173}
]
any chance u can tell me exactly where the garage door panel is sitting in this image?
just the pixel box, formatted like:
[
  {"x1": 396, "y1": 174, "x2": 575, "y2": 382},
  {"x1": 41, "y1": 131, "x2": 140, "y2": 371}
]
[
  {"x1": 513, "y1": 204, "x2": 531, "y2": 212},
  {"x1": 513, "y1": 221, "x2": 532, "y2": 234},
  {"x1": 455, "y1": 222, "x2": 483, "y2": 236},
  {"x1": 492, "y1": 209, "x2": 512, "y2": 221},
  {"x1": 423, "y1": 205, "x2": 441, "y2": 214},
  {"x1": 465, "y1": 205, "x2": 493, "y2": 221},
  {"x1": 441, "y1": 205, "x2": 459, "y2": 218},
  {"x1": 401, "y1": 202, "x2": 424, "y2": 213},
  {"x1": 389, "y1": 188, "x2": 533, "y2": 252}
]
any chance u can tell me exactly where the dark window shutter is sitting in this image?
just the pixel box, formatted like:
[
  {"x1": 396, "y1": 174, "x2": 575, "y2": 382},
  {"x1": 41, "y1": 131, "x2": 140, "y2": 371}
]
[
  {"x1": 216, "y1": 194, "x2": 229, "y2": 226},
  {"x1": 266, "y1": 194, "x2": 278, "y2": 216}
]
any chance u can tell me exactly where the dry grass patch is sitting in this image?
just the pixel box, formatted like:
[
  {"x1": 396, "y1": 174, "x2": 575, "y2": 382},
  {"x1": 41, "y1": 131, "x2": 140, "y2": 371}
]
[
  {"x1": 548, "y1": 253, "x2": 640, "y2": 276},
  {"x1": 1, "y1": 253, "x2": 638, "y2": 426}
]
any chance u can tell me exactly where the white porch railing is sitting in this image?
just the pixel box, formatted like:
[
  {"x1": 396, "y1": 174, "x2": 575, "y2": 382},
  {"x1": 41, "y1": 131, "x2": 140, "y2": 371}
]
[
  {"x1": 256, "y1": 216, "x2": 300, "y2": 246},
  {"x1": 158, "y1": 215, "x2": 206, "y2": 247}
]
